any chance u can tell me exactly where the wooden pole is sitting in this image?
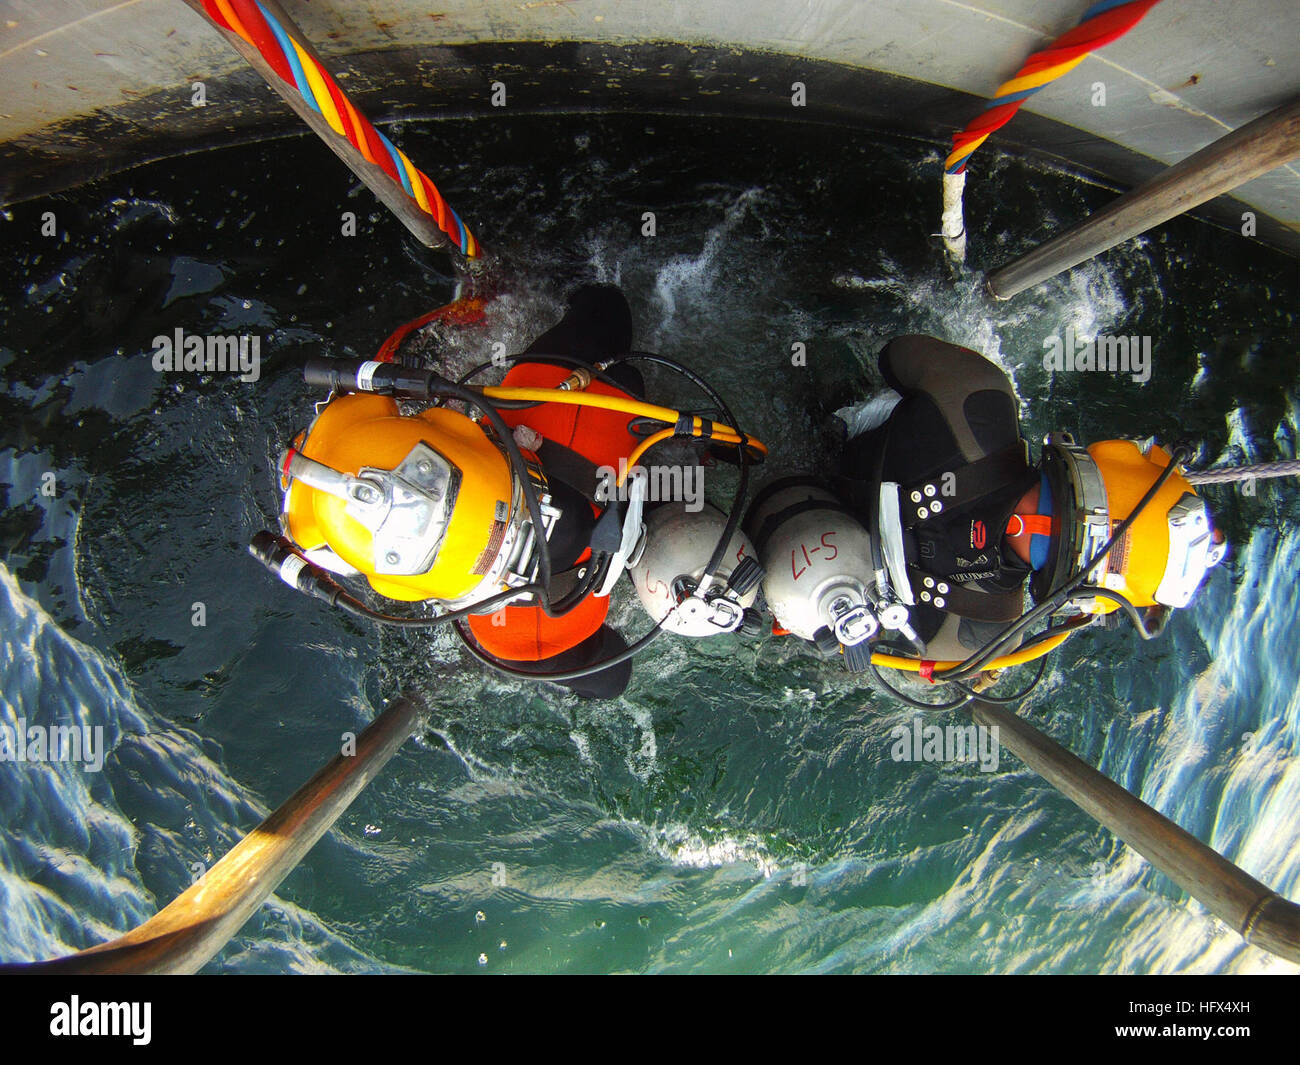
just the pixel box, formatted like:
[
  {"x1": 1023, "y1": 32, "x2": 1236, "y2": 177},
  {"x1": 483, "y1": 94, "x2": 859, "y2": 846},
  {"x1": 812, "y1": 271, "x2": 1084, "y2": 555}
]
[
  {"x1": 178, "y1": 0, "x2": 452, "y2": 251},
  {"x1": 985, "y1": 98, "x2": 1300, "y2": 300},
  {"x1": 970, "y1": 697, "x2": 1300, "y2": 964},
  {"x1": 6, "y1": 692, "x2": 426, "y2": 975}
]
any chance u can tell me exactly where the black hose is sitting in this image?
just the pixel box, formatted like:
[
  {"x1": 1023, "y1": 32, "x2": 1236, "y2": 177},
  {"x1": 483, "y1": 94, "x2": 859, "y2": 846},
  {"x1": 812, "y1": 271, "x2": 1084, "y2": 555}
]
[
  {"x1": 701, "y1": 435, "x2": 749, "y2": 587},
  {"x1": 337, "y1": 583, "x2": 541, "y2": 629},
  {"x1": 933, "y1": 592, "x2": 1072, "y2": 684},
  {"x1": 1071, "y1": 445, "x2": 1191, "y2": 594},
  {"x1": 611, "y1": 351, "x2": 737, "y2": 426},
  {"x1": 250, "y1": 531, "x2": 543, "y2": 630},
  {"x1": 1072, "y1": 586, "x2": 1161, "y2": 640},
  {"x1": 609, "y1": 350, "x2": 750, "y2": 588}
]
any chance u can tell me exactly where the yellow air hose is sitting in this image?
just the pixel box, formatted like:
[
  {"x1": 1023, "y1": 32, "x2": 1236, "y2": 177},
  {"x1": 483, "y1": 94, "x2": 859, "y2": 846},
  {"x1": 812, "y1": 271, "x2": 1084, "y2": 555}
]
[
  {"x1": 870, "y1": 627, "x2": 1076, "y2": 672},
  {"x1": 621, "y1": 427, "x2": 756, "y2": 485},
  {"x1": 479, "y1": 385, "x2": 768, "y2": 477}
]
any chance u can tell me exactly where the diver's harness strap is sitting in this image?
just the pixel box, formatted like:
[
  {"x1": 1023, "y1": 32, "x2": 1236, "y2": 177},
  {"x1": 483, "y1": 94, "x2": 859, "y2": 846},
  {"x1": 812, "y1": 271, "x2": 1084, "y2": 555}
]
[
  {"x1": 897, "y1": 441, "x2": 1030, "y2": 525},
  {"x1": 536, "y1": 438, "x2": 603, "y2": 501},
  {"x1": 541, "y1": 564, "x2": 585, "y2": 603},
  {"x1": 881, "y1": 439, "x2": 1036, "y2": 624},
  {"x1": 533, "y1": 433, "x2": 646, "y2": 598},
  {"x1": 904, "y1": 564, "x2": 1027, "y2": 622}
]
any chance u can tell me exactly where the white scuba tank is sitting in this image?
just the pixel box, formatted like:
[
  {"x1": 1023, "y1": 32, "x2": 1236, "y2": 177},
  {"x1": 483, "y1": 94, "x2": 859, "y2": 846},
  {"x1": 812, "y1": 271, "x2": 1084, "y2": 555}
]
[
  {"x1": 745, "y1": 480, "x2": 879, "y2": 654},
  {"x1": 629, "y1": 501, "x2": 759, "y2": 637}
]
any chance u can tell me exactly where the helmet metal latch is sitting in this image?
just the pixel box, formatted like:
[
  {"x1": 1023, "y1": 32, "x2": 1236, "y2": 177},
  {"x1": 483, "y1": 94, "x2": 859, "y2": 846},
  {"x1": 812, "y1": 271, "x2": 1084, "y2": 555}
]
[
  {"x1": 346, "y1": 442, "x2": 460, "y2": 576},
  {"x1": 1155, "y1": 493, "x2": 1224, "y2": 607}
]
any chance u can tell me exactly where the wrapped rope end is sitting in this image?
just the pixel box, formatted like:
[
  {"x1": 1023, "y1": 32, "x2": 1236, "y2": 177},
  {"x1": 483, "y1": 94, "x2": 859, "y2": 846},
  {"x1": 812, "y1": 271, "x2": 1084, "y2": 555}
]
[{"x1": 941, "y1": 169, "x2": 968, "y2": 264}]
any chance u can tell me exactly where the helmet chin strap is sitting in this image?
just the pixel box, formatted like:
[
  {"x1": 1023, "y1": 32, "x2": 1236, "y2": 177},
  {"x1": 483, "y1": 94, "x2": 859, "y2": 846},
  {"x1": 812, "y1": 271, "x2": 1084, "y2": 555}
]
[
  {"x1": 1006, "y1": 514, "x2": 1051, "y2": 538},
  {"x1": 1004, "y1": 472, "x2": 1054, "y2": 570}
]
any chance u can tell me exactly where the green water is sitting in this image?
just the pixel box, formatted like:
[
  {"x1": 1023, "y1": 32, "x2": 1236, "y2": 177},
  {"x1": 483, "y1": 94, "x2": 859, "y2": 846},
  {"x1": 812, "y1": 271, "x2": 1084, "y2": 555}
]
[{"x1": 1, "y1": 112, "x2": 1298, "y2": 973}]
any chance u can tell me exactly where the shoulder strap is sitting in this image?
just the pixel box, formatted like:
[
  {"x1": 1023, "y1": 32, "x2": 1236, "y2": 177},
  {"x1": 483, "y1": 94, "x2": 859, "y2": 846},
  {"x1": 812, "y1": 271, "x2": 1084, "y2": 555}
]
[
  {"x1": 907, "y1": 565, "x2": 1026, "y2": 622},
  {"x1": 899, "y1": 440, "x2": 1029, "y2": 524},
  {"x1": 537, "y1": 438, "x2": 604, "y2": 500}
]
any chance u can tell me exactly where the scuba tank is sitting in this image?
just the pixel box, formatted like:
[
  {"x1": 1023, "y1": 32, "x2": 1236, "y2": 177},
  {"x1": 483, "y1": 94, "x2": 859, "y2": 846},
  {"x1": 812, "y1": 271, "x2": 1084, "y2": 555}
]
[
  {"x1": 628, "y1": 501, "x2": 763, "y2": 637},
  {"x1": 744, "y1": 479, "x2": 880, "y2": 670}
]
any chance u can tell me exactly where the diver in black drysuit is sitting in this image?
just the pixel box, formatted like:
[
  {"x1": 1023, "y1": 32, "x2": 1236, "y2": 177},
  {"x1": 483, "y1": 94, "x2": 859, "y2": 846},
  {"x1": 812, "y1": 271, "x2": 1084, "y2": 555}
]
[{"x1": 835, "y1": 335, "x2": 1042, "y2": 662}]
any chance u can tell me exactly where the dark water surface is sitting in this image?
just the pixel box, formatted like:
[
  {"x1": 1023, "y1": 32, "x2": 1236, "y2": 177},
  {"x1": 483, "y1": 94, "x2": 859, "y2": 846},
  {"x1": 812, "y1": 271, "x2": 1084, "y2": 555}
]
[{"x1": 1, "y1": 113, "x2": 1297, "y2": 973}]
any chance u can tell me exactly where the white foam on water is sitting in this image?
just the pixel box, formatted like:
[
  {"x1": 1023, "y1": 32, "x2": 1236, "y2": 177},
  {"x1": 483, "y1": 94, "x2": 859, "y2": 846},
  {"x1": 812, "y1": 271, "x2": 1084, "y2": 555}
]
[
  {"x1": 624, "y1": 702, "x2": 659, "y2": 782},
  {"x1": 650, "y1": 187, "x2": 763, "y2": 330},
  {"x1": 816, "y1": 246, "x2": 1134, "y2": 428},
  {"x1": 635, "y1": 820, "x2": 779, "y2": 878},
  {"x1": 427, "y1": 727, "x2": 516, "y2": 786},
  {"x1": 568, "y1": 729, "x2": 594, "y2": 766}
]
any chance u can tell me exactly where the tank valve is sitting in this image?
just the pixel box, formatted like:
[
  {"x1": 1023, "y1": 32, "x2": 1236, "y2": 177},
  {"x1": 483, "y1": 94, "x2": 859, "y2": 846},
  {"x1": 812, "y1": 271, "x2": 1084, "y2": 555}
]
[
  {"x1": 877, "y1": 602, "x2": 910, "y2": 630},
  {"x1": 676, "y1": 592, "x2": 745, "y2": 634},
  {"x1": 828, "y1": 595, "x2": 879, "y2": 646},
  {"x1": 726, "y1": 556, "x2": 765, "y2": 597},
  {"x1": 811, "y1": 626, "x2": 840, "y2": 657}
]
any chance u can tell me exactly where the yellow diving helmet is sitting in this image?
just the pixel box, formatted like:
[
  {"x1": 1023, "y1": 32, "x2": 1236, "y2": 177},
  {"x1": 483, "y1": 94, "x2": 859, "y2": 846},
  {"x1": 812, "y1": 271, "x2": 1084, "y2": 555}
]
[
  {"x1": 280, "y1": 392, "x2": 547, "y2": 605},
  {"x1": 1033, "y1": 434, "x2": 1226, "y2": 616}
]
